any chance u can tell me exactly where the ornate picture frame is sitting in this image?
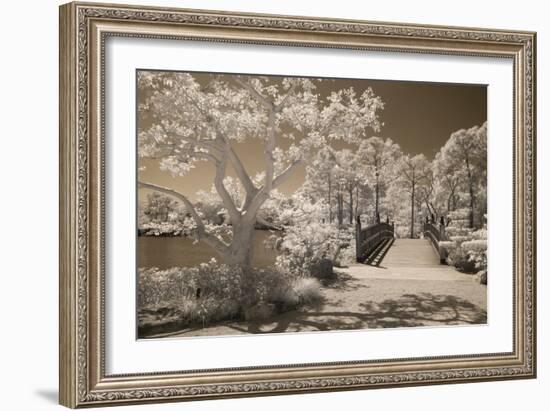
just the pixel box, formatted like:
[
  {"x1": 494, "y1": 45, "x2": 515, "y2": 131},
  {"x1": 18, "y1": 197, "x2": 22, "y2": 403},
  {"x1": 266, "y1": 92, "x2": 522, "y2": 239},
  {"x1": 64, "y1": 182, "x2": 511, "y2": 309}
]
[{"x1": 59, "y1": 2, "x2": 536, "y2": 408}]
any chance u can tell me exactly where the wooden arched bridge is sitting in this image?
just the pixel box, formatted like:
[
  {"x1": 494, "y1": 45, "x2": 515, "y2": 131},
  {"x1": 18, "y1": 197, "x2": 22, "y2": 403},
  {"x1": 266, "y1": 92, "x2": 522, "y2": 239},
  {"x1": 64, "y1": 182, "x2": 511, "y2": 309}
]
[{"x1": 355, "y1": 215, "x2": 449, "y2": 268}]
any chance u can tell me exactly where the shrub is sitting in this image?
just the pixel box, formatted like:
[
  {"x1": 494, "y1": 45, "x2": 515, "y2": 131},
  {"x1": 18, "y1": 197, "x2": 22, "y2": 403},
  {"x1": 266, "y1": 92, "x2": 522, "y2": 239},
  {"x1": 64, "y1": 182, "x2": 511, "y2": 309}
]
[
  {"x1": 440, "y1": 229, "x2": 487, "y2": 275},
  {"x1": 138, "y1": 260, "x2": 325, "y2": 332},
  {"x1": 240, "y1": 266, "x2": 295, "y2": 307},
  {"x1": 462, "y1": 239, "x2": 488, "y2": 273},
  {"x1": 336, "y1": 237, "x2": 356, "y2": 267},
  {"x1": 446, "y1": 245, "x2": 476, "y2": 272},
  {"x1": 275, "y1": 223, "x2": 353, "y2": 277},
  {"x1": 445, "y1": 226, "x2": 472, "y2": 237},
  {"x1": 470, "y1": 228, "x2": 487, "y2": 240},
  {"x1": 438, "y1": 240, "x2": 456, "y2": 252},
  {"x1": 447, "y1": 208, "x2": 471, "y2": 229},
  {"x1": 448, "y1": 235, "x2": 470, "y2": 244},
  {"x1": 292, "y1": 278, "x2": 323, "y2": 305},
  {"x1": 270, "y1": 286, "x2": 300, "y2": 311},
  {"x1": 138, "y1": 261, "x2": 246, "y2": 328}
]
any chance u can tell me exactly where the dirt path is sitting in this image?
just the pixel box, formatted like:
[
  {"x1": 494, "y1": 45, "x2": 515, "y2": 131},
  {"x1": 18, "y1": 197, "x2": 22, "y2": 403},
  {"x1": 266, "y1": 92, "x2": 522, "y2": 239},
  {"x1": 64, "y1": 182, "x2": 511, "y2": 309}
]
[{"x1": 149, "y1": 239, "x2": 487, "y2": 338}]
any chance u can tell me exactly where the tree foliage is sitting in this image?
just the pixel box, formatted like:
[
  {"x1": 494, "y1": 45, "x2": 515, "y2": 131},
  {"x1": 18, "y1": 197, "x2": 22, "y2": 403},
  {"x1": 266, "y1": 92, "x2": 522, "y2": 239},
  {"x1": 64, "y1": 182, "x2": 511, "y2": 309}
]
[{"x1": 138, "y1": 72, "x2": 384, "y2": 266}]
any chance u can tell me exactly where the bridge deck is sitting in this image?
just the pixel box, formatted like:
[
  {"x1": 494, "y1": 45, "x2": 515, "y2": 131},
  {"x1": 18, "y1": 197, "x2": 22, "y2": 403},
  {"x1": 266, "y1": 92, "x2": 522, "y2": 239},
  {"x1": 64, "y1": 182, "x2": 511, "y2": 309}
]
[
  {"x1": 383, "y1": 238, "x2": 441, "y2": 267},
  {"x1": 353, "y1": 238, "x2": 464, "y2": 281}
]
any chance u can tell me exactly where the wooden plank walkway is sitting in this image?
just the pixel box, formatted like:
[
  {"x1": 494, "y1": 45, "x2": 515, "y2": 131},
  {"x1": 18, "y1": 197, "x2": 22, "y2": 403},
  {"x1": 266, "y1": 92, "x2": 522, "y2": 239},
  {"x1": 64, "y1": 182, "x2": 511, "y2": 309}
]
[
  {"x1": 383, "y1": 238, "x2": 440, "y2": 267},
  {"x1": 347, "y1": 238, "x2": 469, "y2": 282}
]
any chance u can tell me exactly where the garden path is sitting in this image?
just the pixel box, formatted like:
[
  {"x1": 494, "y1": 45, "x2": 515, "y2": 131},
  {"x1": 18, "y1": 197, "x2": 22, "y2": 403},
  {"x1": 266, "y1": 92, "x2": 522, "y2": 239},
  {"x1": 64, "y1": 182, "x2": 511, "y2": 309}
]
[{"x1": 151, "y1": 239, "x2": 487, "y2": 338}]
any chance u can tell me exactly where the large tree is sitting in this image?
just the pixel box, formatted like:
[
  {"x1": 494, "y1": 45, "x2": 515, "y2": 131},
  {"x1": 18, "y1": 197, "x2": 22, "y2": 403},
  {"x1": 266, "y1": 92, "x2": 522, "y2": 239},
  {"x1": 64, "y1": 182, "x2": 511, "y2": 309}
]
[
  {"x1": 301, "y1": 146, "x2": 337, "y2": 223},
  {"x1": 432, "y1": 150, "x2": 464, "y2": 214},
  {"x1": 438, "y1": 122, "x2": 487, "y2": 228},
  {"x1": 357, "y1": 136, "x2": 402, "y2": 221},
  {"x1": 397, "y1": 154, "x2": 431, "y2": 238},
  {"x1": 333, "y1": 149, "x2": 362, "y2": 225},
  {"x1": 138, "y1": 72, "x2": 383, "y2": 267}
]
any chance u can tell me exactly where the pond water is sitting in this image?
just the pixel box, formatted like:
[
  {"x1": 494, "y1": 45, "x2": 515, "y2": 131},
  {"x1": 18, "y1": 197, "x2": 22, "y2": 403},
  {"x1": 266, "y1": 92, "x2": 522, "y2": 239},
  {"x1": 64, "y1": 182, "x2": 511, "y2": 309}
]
[{"x1": 137, "y1": 230, "x2": 279, "y2": 269}]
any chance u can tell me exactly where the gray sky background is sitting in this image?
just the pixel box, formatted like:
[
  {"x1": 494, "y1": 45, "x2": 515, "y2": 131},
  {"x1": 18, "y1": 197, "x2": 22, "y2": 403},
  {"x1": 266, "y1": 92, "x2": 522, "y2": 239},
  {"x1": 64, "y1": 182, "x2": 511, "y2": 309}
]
[{"x1": 138, "y1": 71, "x2": 487, "y2": 201}]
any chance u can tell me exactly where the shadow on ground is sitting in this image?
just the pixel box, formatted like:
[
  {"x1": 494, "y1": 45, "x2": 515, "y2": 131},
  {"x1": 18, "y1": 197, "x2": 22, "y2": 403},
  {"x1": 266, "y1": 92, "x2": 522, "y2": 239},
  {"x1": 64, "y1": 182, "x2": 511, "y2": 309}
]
[
  {"x1": 226, "y1": 292, "x2": 487, "y2": 334},
  {"x1": 321, "y1": 272, "x2": 370, "y2": 292},
  {"x1": 35, "y1": 389, "x2": 58, "y2": 404}
]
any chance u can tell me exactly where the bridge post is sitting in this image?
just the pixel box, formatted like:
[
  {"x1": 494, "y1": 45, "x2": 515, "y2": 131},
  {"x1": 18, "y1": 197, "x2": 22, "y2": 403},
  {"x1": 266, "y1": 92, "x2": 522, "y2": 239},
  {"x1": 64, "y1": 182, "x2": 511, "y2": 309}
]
[
  {"x1": 439, "y1": 216, "x2": 446, "y2": 240},
  {"x1": 355, "y1": 215, "x2": 362, "y2": 263}
]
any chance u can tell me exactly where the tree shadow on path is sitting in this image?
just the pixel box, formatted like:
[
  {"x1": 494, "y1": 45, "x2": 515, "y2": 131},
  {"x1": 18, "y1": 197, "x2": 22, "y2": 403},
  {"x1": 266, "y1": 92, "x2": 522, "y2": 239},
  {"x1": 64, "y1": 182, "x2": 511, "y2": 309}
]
[
  {"x1": 227, "y1": 292, "x2": 487, "y2": 334},
  {"x1": 321, "y1": 272, "x2": 370, "y2": 292}
]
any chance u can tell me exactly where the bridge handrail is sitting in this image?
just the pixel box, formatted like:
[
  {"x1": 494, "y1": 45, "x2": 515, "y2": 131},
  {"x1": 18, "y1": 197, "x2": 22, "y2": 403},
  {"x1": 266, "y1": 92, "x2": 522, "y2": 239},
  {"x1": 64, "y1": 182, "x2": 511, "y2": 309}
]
[
  {"x1": 355, "y1": 218, "x2": 394, "y2": 263},
  {"x1": 423, "y1": 221, "x2": 448, "y2": 264}
]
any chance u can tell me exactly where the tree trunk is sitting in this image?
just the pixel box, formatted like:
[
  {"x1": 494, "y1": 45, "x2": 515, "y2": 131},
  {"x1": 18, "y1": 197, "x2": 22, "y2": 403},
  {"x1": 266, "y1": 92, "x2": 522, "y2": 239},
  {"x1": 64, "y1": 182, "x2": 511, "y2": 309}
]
[
  {"x1": 375, "y1": 173, "x2": 380, "y2": 219},
  {"x1": 328, "y1": 174, "x2": 332, "y2": 223},
  {"x1": 226, "y1": 222, "x2": 256, "y2": 268},
  {"x1": 465, "y1": 157, "x2": 475, "y2": 228},
  {"x1": 337, "y1": 192, "x2": 344, "y2": 226},
  {"x1": 410, "y1": 183, "x2": 415, "y2": 239},
  {"x1": 348, "y1": 184, "x2": 354, "y2": 225},
  {"x1": 354, "y1": 185, "x2": 359, "y2": 219},
  {"x1": 468, "y1": 184, "x2": 475, "y2": 228}
]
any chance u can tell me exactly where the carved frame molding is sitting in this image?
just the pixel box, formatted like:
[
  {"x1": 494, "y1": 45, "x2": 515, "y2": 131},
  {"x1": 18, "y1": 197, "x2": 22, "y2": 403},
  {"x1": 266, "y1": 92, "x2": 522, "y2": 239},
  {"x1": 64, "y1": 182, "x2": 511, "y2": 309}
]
[{"x1": 59, "y1": 2, "x2": 536, "y2": 408}]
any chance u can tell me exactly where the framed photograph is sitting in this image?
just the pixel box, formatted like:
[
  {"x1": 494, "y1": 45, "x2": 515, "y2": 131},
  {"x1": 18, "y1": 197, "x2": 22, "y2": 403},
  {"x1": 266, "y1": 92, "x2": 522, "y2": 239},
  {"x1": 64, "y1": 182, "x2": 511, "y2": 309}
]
[{"x1": 59, "y1": 2, "x2": 536, "y2": 408}]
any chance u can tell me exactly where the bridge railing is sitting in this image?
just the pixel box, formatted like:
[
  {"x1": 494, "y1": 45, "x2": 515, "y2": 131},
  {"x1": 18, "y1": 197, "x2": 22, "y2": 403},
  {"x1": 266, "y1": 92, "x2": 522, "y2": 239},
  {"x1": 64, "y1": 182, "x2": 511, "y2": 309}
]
[
  {"x1": 355, "y1": 216, "x2": 394, "y2": 263},
  {"x1": 423, "y1": 217, "x2": 449, "y2": 264}
]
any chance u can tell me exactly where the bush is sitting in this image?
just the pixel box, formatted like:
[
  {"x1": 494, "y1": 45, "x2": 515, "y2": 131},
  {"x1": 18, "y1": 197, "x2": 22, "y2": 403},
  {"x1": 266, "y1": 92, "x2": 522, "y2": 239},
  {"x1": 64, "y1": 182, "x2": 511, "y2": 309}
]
[
  {"x1": 138, "y1": 261, "x2": 246, "y2": 329},
  {"x1": 292, "y1": 278, "x2": 323, "y2": 305},
  {"x1": 446, "y1": 245, "x2": 475, "y2": 272},
  {"x1": 470, "y1": 228, "x2": 487, "y2": 240},
  {"x1": 462, "y1": 239, "x2": 488, "y2": 273},
  {"x1": 275, "y1": 223, "x2": 353, "y2": 277},
  {"x1": 446, "y1": 226, "x2": 472, "y2": 237},
  {"x1": 440, "y1": 228, "x2": 487, "y2": 275},
  {"x1": 447, "y1": 208, "x2": 471, "y2": 229},
  {"x1": 138, "y1": 259, "x2": 325, "y2": 332},
  {"x1": 336, "y1": 237, "x2": 356, "y2": 267}
]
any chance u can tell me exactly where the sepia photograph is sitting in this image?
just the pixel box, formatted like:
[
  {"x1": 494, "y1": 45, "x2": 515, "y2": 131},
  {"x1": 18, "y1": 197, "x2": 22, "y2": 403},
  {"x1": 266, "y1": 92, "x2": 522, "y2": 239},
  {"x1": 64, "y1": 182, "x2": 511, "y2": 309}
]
[{"x1": 136, "y1": 70, "x2": 488, "y2": 339}]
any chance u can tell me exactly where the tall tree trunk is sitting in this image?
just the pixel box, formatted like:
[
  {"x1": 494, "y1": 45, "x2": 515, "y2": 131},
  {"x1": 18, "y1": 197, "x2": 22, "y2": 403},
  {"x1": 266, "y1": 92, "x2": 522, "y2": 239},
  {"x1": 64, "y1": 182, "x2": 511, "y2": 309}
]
[
  {"x1": 328, "y1": 173, "x2": 332, "y2": 223},
  {"x1": 375, "y1": 173, "x2": 380, "y2": 219},
  {"x1": 348, "y1": 183, "x2": 354, "y2": 225},
  {"x1": 337, "y1": 191, "x2": 344, "y2": 226},
  {"x1": 226, "y1": 220, "x2": 256, "y2": 268},
  {"x1": 354, "y1": 184, "x2": 359, "y2": 219},
  {"x1": 410, "y1": 183, "x2": 415, "y2": 239},
  {"x1": 465, "y1": 157, "x2": 475, "y2": 228}
]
